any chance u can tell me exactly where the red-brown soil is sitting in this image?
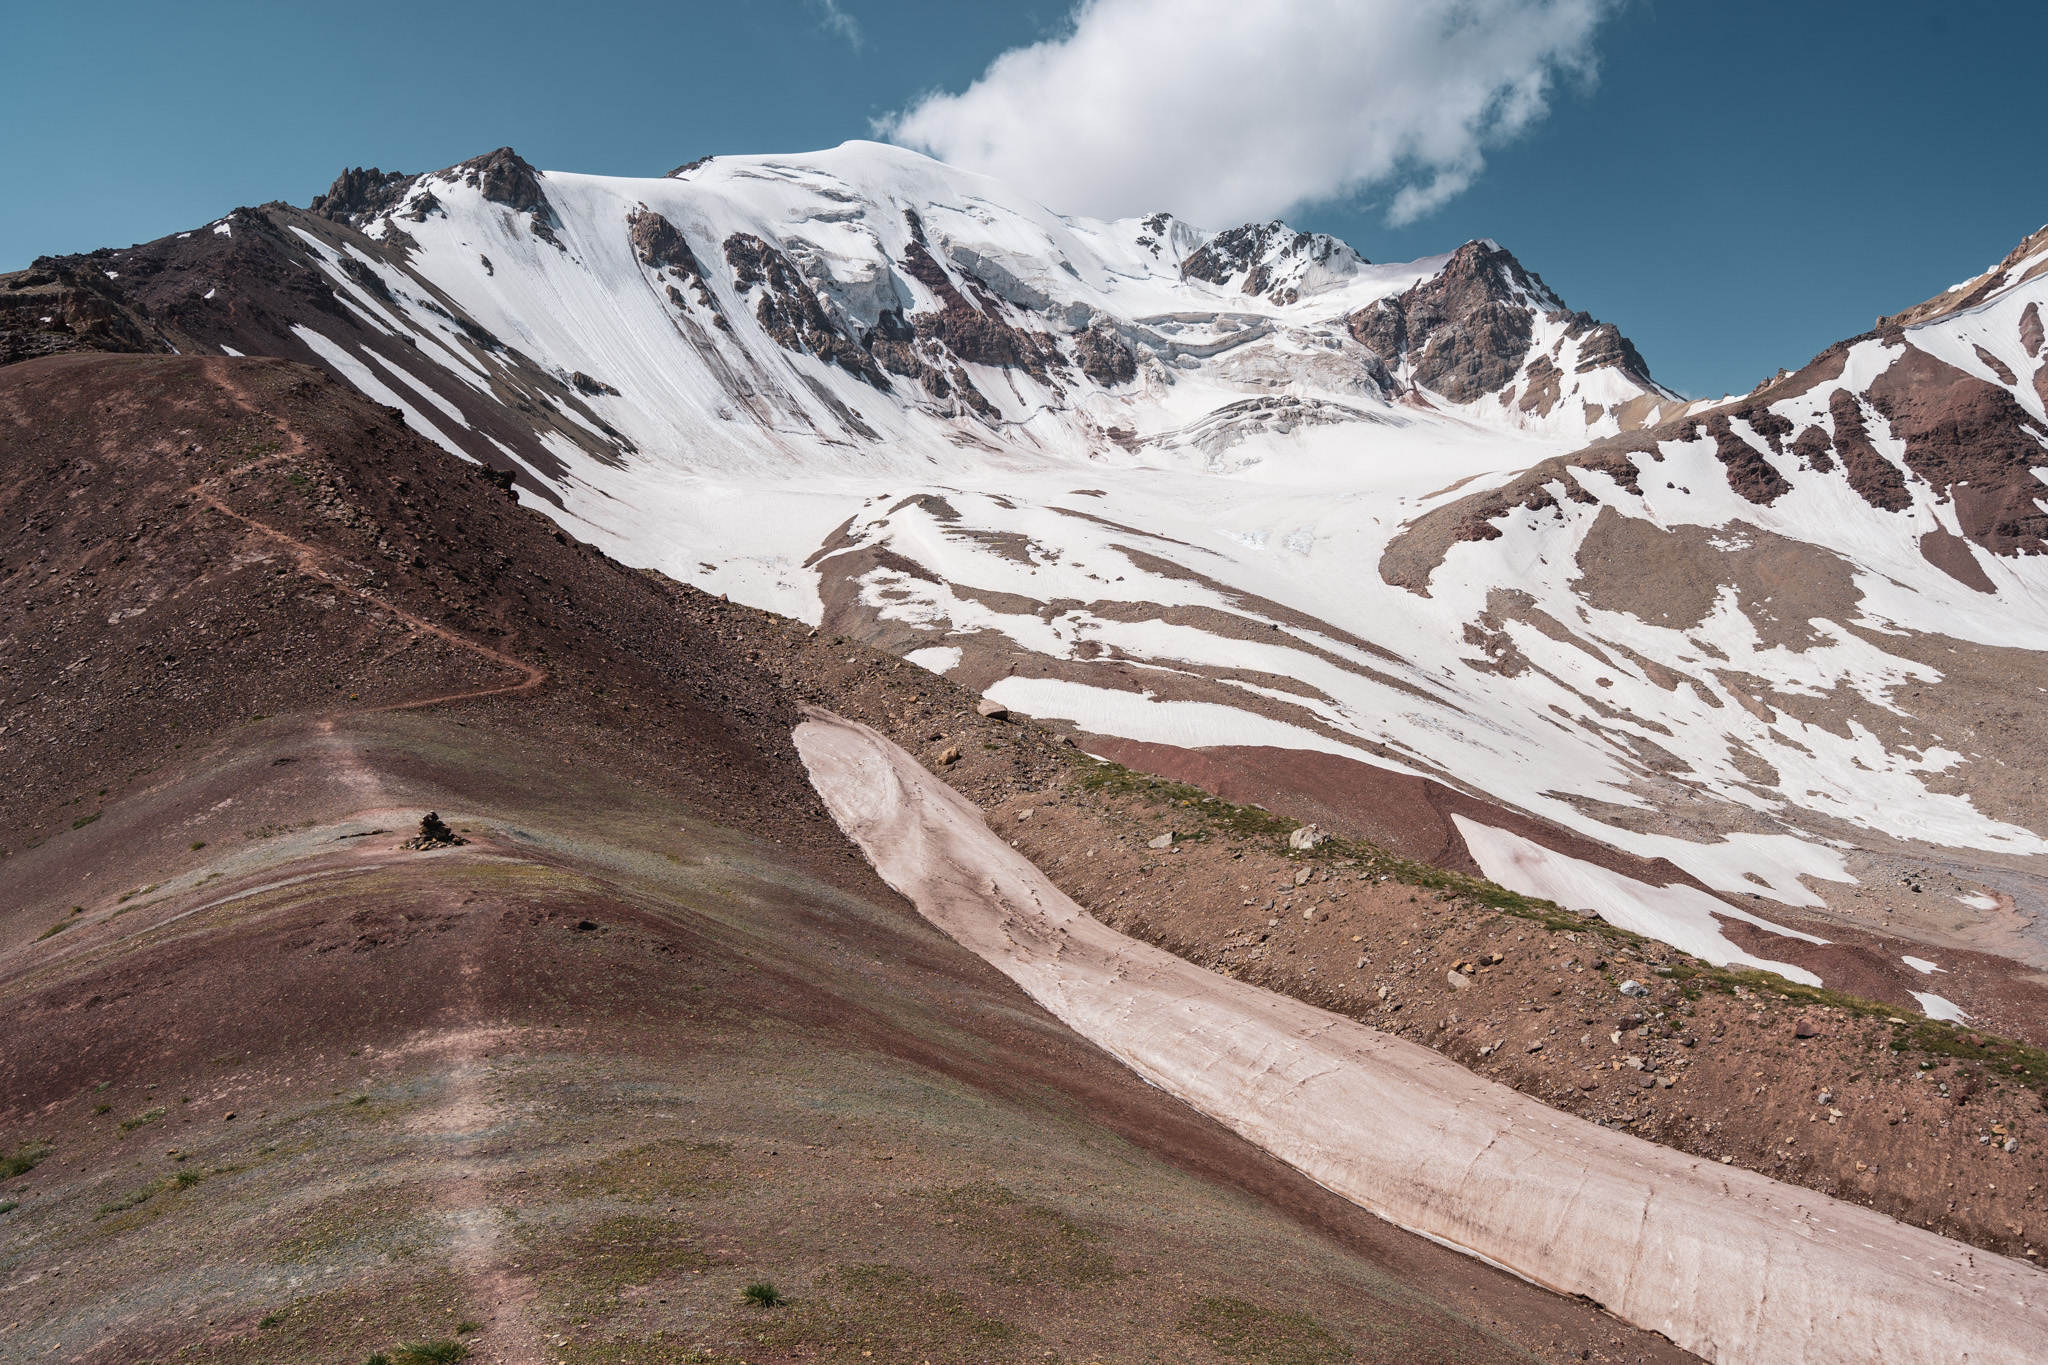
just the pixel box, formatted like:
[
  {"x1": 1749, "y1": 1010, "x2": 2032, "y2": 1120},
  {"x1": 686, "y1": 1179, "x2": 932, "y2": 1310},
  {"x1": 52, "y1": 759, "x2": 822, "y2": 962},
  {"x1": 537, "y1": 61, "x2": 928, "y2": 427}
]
[{"x1": 0, "y1": 354, "x2": 1687, "y2": 1364}]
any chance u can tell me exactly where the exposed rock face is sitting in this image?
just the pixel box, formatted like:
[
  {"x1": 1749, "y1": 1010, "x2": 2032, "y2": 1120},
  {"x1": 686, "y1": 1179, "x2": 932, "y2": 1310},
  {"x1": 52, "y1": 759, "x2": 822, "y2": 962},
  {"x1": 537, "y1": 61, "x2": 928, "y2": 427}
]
[
  {"x1": 1825, "y1": 389, "x2": 1912, "y2": 512},
  {"x1": 309, "y1": 167, "x2": 415, "y2": 226},
  {"x1": 461, "y1": 147, "x2": 547, "y2": 214},
  {"x1": 1868, "y1": 347, "x2": 2048, "y2": 554},
  {"x1": 723, "y1": 233, "x2": 888, "y2": 388},
  {"x1": 1349, "y1": 241, "x2": 1542, "y2": 403},
  {"x1": 460, "y1": 147, "x2": 559, "y2": 246},
  {"x1": 1072, "y1": 321, "x2": 1135, "y2": 386},
  {"x1": 628, "y1": 208, "x2": 723, "y2": 320},
  {"x1": 1706, "y1": 411, "x2": 1792, "y2": 505},
  {"x1": 899, "y1": 239, "x2": 1064, "y2": 383},
  {"x1": 1181, "y1": 222, "x2": 1362, "y2": 304},
  {"x1": 1561, "y1": 309, "x2": 1655, "y2": 380},
  {"x1": 0, "y1": 265, "x2": 174, "y2": 366},
  {"x1": 1350, "y1": 241, "x2": 1655, "y2": 405},
  {"x1": 627, "y1": 207, "x2": 702, "y2": 275},
  {"x1": 1878, "y1": 221, "x2": 2048, "y2": 330}
]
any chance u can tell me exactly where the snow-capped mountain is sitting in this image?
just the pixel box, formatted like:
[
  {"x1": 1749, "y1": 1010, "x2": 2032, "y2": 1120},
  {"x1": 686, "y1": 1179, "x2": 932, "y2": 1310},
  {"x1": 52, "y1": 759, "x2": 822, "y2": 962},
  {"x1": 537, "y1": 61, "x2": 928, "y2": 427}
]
[{"x1": 20, "y1": 142, "x2": 2048, "y2": 994}]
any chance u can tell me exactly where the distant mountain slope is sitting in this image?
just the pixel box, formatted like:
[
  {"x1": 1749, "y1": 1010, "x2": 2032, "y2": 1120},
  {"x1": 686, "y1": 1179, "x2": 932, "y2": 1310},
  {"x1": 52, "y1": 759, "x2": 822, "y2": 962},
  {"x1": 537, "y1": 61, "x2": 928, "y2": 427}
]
[
  {"x1": 3, "y1": 352, "x2": 1674, "y2": 1365},
  {"x1": 9, "y1": 144, "x2": 2048, "y2": 1008}
]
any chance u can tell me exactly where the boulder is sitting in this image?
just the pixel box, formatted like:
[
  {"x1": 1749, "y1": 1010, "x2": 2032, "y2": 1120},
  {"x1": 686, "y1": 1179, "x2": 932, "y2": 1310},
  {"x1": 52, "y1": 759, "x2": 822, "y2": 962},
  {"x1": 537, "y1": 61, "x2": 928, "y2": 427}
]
[
  {"x1": 975, "y1": 697, "x2": 1009, "y2": 719},
  {"x1": 1287, "y1": 824, "x2": 1330, "y2": 851}
]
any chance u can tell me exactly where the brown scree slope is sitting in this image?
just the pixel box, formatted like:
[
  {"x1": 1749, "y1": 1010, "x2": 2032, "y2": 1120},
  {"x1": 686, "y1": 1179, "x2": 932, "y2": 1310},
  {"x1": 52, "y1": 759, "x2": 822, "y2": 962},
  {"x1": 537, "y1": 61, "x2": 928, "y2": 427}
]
[{"x1": 0, "y1": 354, "x2": 1694, "y2": 1364}]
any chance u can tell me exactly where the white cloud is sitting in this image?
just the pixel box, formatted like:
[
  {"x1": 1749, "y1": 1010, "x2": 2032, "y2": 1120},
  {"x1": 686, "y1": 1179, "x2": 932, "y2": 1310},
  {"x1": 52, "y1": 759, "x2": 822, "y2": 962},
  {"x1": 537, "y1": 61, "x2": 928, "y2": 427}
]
[
  {"x1": 809, "y1": 0, "x2": 864, "y2": 50},
  {"x1": 883, "y1": 0, "x2": 1614, "y2": 228}
]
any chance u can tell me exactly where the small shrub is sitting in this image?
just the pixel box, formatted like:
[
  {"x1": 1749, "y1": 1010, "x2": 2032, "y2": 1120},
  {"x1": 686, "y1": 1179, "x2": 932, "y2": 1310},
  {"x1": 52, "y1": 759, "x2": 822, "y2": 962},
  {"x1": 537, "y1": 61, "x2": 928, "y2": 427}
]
[
  {"x1": 741, "y1": 1281, "x2": 786, "y2": 1308},
  {"x1": 1, "y1": 1144, "x2": 50, "y2": 1178},
  {"x1": 35, "y1": 921, "x2": 72, "y2": 941},
  {"x1": 120, "y1": 1107, "x2": 167, "y2": 1132},
  {"x1": 72, "y1": 812, "x2": 101, "y2": 829},
  {"x1": 174, "y1": 1170, "x2": 203, "y2": 1188},
  {"x1": 190, "y1": 841, "x2": 206, "y2": 851},
  {"x1": 0, "y1": 1201, "x2": 15, "y2": 1214},
  {"x1": 258, "y1": 1312, "x2": 284, "y2": 1329},
  {"x1": 454, "y1": 1320, "x2": 481, "y2": 1335},
  {"x1": 93, "y1": 1104, "x2": 111, "y2": 1115},
  {"x1": 365, "y1": 1356, "x2": 392, "y2": 1365},
  {"x1": 394, "y1": 1342, "x2": 470, "y2": 1364}
]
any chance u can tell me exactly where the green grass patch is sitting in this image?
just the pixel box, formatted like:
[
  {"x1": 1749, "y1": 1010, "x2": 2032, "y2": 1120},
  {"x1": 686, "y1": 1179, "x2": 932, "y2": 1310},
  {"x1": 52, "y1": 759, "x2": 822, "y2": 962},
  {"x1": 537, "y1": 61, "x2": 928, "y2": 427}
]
[
  {"x1": 755, "y1": 1263, "x2": 1015, "y2": 1363},
  {"x1": 933, "y1": 1182, "x2": 1117, "y2": 1286},
  {"x1": 532, "y1": 1214, "x2": 710, "y2": 1324},
  {"x1": 35, "y1": 920, "x2": 73, "y2": 941},
  {"x1": 393, "y1": 1342, "x2": 469, "y2": 1364},
  {"x1": 742, "y1": 1281, "x2": 786, "y2": 1308},
  {"x1": 1072, "y1": 756, "x2": 1294, "y2": 841},
  {"x1": 119, "y1": 1106, "x2": 167, "y2": 1132},
  {"x1": 1181, "y1": 1296, "x2": 1353, "y2": 1365},
  {"x1": 2, "y1": 1143, "x2": 51, "y2": 1178},
  {"x1": 71, "y1": 811, "x2": 101, "y2": 829},
  {"x1": 1069, "y1": 755, "x2": 1583, "y2": 919}
]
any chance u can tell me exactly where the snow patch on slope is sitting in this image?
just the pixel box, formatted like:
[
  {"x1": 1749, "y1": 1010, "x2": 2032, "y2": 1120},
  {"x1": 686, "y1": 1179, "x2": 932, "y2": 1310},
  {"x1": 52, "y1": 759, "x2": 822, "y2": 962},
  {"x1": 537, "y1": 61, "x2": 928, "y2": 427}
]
[{"x1": 1452, "y1": 815, "x2": 1824, "y2": 985}]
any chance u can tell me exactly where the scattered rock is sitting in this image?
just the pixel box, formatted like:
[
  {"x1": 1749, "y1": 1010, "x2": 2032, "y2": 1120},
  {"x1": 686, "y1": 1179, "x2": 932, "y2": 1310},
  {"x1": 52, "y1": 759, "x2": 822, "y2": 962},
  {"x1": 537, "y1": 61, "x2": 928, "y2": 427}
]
[
  {"x1": 574, "y1": 919, "x2": 599, "y2": 932},
  {"x1": 1526, "y1": 1040, "x2": 1545, "y2": 1053},
  {"x1": 1147, "y1": 832, "x2": 1175, "y2": 849},
  {"x1": 1793, "y1": 1021, "x2": 1819, "y2": 1039},
  {"x1": 936, "y1": 746, "x2": 960, "y2": 765},
  {"x1": 975, "y1": 697, "x2": 1009, "y2": 719},
  {"x1": 1447, "y1": 971, "x2": 1471, "y2": 991},
  {"x1": 1287, "y1": 824, "x2": 1330, "y2": 851},
  {"x1": 400, "y1": 812, "x2": 467, "y2": 850},
  {"x1": 1293, "y1": 867, "x2": 1313, "y2": 887},
  {"x1": 1619, "y1": 979, "x2": 1650, "y2": 998},
  {"x1": 1017, "y1": 809, "x2": 1033, "y2": 821}
]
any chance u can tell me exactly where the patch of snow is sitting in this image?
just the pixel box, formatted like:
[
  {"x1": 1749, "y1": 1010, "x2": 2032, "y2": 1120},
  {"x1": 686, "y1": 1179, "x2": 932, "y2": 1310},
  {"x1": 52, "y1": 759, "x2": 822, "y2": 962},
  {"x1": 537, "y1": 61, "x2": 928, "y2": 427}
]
[
  {"x1": 289, "y1": 325, "x2": 471, "y2": 463},
  {"x1": 1956, "y1": 893, "x2": 1999, "y2": 910},
  {"x1": 359, "y1": 346, "x2": 470, "y2": 427},
  {"x1": 1901, "y1": 956, "x2": 1945, "y2": 974},
  {"x1": 1452, "y1": 816, "x2": 1824, "y2": 985},
  {"x1": 219, "y1": 345, "x2": 244, "y2": 357},
  {"x1": 1910, "y1": 991, "x2": 1968, "y2": 1022},
  {"x1": 903, "y1": 645, "x2": 963, "y2": 674},
  {"x1": 212, "y1": 220, "x2": 231, "y2": 237}
]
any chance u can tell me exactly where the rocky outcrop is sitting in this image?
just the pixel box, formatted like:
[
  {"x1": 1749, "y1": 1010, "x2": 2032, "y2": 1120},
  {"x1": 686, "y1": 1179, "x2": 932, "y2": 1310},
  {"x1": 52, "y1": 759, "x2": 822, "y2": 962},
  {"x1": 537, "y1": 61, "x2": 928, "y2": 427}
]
[
  {"x1": 1825, "y1": 389, "x2": 1912, "y2": 512},
  {"x1": 1181, "y1": 222, "x2": 1362, "y2": 304},
  {"x1": 1868, "y1": 347, "x2": 2048, "y2": 554},
  {"x1": 1350, "y1": 241, "x2": 1656, "y2": 406},
  {"x1": 1349, "y1": 241, "x2": 1544, "y2": 403},
  {"x1": 310, "y1": 167, "x2": 415, "y2": 226},
  {"x1": 460, "y1": 148, "x2": 560, "y2": 245},
  {"x1": 899, "y1": 239, "x2": 1064, "y2": 383},
  {"x1": 462, "y1": 147, "x2": 546, "y2": 214},
  {"x1": 1705, "y1": 412, "x2": 1792, "y2": 505},
  {"x1": 723, "y1": 233, "x2": 889, "y2": 388},
  {"x1": 0, "y1": 265, "x2": 176, "y2": 366},
  {"x1": 1072, "y1": 321, "x2": 1135, "y2": 386},
  {"x1": 1877, "y1": 222, "x2": 2048, "y2": 330},
  {"x1": 628, "y1": 208, "x2": 723, "y2": 321}
]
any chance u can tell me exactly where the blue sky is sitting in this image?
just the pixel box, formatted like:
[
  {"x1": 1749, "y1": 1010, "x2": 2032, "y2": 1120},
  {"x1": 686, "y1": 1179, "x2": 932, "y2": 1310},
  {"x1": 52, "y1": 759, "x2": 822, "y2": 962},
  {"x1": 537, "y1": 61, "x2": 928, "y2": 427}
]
[{"x1": 6, "y1": 1, "x2": 2043, "y2": 398}]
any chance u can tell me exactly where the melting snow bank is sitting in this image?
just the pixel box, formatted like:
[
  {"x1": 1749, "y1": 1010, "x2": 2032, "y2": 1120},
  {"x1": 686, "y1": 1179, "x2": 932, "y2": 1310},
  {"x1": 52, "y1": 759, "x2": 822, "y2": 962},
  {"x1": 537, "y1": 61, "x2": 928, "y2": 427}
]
[
  {"x1": 1913, "y1": 991, "x2": 1971, "y2": 1022},
  {"x1": 794, "y1": 708, "x2": 2048, "y2": 1365},
  {"x1": 1452, "y1": 816, "x2": 1827, "y2": 986}
]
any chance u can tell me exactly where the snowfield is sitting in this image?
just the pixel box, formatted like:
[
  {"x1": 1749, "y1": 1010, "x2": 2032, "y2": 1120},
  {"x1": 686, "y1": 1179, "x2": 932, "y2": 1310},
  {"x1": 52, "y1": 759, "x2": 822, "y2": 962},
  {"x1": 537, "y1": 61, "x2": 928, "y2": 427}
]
[{"x1": 249, "y1": 140, "x2": 2048, "y2": 975}]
